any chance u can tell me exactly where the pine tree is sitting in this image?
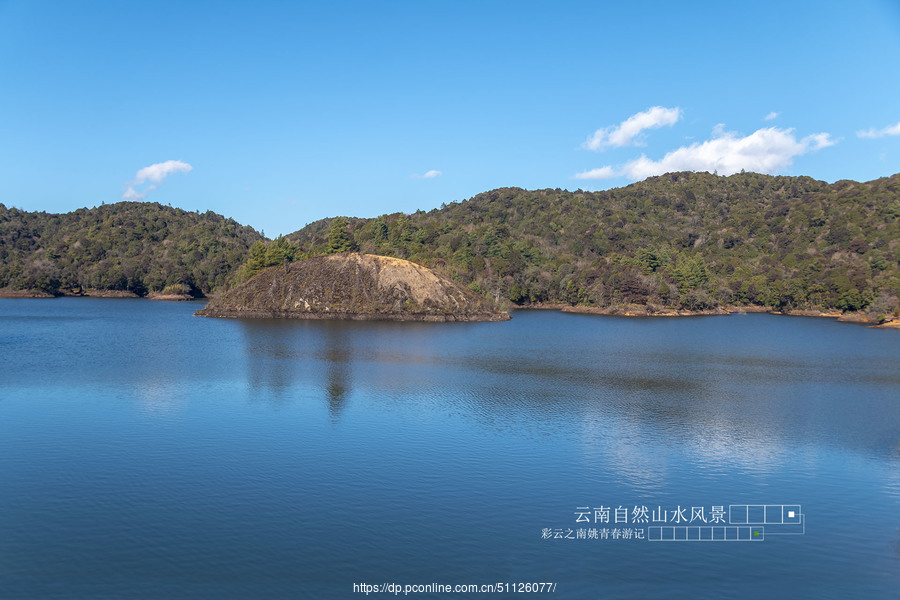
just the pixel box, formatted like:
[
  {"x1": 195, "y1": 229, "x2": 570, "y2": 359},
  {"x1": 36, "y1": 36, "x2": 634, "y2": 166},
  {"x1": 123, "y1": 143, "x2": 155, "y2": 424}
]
[
  {"x1": 326, "y1": 217, "x2": 353, "y2": 254},
  {"x1": 265, "y1": 236, "x2": 296, "y2": 266}
]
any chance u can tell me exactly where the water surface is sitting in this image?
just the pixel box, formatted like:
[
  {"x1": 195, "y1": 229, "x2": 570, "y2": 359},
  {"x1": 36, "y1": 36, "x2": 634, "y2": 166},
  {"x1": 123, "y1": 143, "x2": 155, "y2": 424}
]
[{"x1": 1, "y1": 299, "x2": 898, "y2": 598}]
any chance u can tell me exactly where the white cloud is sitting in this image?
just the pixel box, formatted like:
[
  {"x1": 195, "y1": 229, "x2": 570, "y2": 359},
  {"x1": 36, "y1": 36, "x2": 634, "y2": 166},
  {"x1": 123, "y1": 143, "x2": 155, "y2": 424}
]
[
  {"x1": 574, "y1": 166, "x2": 617, "y2": 180},
  {"x1": 584, "y1": 106, "x2": 682, "y2": 150},
  {"x1": 412, "y1": 169, "x2": 442, "y2": 179},
  {"x1": 121, "y1": 187, "x2": 144, "y2": 201},
  {"x1": 122, "y1": 160, "x2": 193, "y2": 200},
  {"x1": 134, "y1": 160, "x2": 193, "y2": 184},
  {"x1": 764, "y1": 111, "x2": 779, "y2": 121},
  {"x1": 857, "y1": 121, "x2": 900, "y2": 138},
  {"x1": 575, "y1": 126, "x2": 834, "y2": 181}
]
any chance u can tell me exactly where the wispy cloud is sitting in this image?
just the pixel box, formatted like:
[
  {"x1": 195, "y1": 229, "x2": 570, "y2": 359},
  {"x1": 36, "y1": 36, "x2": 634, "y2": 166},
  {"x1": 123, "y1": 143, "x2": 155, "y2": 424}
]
[
  {"x1": 857, "y1": 121, "x2": 900, "y2": 138},
  {"x1": 574, "y1": 166, "x2": 617, "y2": 180},
  {"x1": 764, "y1": 111, "x2": 779, "y2": 121},
  {"x1": 412, "y1": 169, "x2": 442, "y2": 179},
  {"x1": 584, "y1": 106, "x2": 682, "y2": 150},
  {"x1": 121, "y1": 187, "x2": 147, "y2": 200},
  {"x1": 122, "y1": 160, "x2": 193, "y2": 200},
  {"x1": 575, "y1": 126, "x2": 834, "y2": 180},
  {"x1": 135, "y1": 160, "x2": 193, "y2": 183}
]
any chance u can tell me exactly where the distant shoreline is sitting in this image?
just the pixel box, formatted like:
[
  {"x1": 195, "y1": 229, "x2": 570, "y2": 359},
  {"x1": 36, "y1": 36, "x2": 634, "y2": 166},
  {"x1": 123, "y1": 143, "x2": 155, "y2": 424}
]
[
  {"x1": 0, "y1": 288, "x2": 198, "y2": 301},
  {"x1": 2, "y1": 291, "x2": 897, "y2": 329},
  {"x1": 515, "y1": 302, "x2": 900, "y2": 329}
]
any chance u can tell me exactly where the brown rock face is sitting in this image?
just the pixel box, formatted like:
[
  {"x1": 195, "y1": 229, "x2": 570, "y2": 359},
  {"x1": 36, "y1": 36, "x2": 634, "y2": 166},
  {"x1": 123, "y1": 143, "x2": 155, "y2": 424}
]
[{"x1": 195, "y1": 253, "x2": 510, "y2": 322}]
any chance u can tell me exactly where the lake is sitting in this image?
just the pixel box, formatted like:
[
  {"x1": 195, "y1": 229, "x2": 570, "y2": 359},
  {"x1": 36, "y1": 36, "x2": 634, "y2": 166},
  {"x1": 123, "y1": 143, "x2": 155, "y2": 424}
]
[{"x1": 1, "y1": 298, "x2": 899, "y2": 599}]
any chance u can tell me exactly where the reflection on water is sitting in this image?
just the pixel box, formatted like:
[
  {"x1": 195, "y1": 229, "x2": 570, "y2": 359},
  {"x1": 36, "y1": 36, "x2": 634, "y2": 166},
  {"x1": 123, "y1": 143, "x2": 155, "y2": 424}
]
[
  {"x1": 132, "y1": 377, "x2": 183, "y2": 418},
  {"x1": 240, "y1": 320, "x2": 301, "y2": 401},
  {"x1": 227, "y1": 313, "x2": 900, "y2": 468},
  {"x1": 322, "y1": 327, "x2": 351, "y2": 421},
  {"x1": 230, "y1": 310, "x2": 900, "y2": 465},
  {"x1": 224, "y1": 309, "x2": 900, "y2": 519},
  {"x1": 2, "y1": 300, "x2": 900, "y2": 598},
  {"x1": 239, "y1": 320, "x2": 353, "y2": 419}
]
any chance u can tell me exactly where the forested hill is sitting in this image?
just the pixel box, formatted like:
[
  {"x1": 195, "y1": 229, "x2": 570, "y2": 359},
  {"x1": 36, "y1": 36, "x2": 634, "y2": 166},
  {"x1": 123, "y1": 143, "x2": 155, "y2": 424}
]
[
  {"x1": 2, "y1": 172, "x2": 899, "y2": 318},
  {"x1": 0, "y1": 202, "x2": 263, "y2": 296},
  {"x1": 287, "y1": 171, "x2": 900, "y2": 319}
]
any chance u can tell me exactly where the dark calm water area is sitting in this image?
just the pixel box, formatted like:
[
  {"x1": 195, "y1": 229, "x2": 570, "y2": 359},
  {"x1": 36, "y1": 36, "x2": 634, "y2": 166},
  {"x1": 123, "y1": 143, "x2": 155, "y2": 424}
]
[{"x1": 1, "y1": 299, "x2": 899, "y2": 599}]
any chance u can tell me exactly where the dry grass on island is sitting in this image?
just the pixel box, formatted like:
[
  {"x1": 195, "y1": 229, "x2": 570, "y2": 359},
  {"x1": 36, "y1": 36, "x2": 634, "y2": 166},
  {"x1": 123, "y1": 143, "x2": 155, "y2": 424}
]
[{"x1": 195, "y1": 252, "x2": 510, "y2": 322}]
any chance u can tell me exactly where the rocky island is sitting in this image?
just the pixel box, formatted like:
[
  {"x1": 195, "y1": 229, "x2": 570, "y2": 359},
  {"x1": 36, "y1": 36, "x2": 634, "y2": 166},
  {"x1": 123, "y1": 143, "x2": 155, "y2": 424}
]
[{"x1": 194, "y1": 252, "x2": 510, "y2": 322}]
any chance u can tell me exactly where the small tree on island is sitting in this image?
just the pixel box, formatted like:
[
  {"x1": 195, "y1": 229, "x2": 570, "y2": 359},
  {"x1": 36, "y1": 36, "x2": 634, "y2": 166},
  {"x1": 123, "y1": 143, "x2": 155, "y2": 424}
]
[
  {"x1": 326, "y1": 217, "x2": 355, "y2": 254},
  {"x1": 235, "y1": 236, "x2": 301, "y2": 284},
  {"x1": 265, "y1": 235, "x2": 297, "y2": 266}
]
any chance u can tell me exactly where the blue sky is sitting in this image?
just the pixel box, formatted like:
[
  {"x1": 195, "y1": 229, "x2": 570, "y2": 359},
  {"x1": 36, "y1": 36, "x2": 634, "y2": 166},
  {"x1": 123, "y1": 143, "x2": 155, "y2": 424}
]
[{"x1": 1, "y1": 0, "x2": 899, "y2": 237}]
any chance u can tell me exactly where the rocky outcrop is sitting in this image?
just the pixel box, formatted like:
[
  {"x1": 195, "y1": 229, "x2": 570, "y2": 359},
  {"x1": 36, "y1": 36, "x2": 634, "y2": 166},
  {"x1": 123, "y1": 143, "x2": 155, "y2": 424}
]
[
  {"x1": 0, "y1": 288, "x2": 55, "y2": 298},
  {"x1": 195, "y1": 253, "x2": 510, "y2": 322}
]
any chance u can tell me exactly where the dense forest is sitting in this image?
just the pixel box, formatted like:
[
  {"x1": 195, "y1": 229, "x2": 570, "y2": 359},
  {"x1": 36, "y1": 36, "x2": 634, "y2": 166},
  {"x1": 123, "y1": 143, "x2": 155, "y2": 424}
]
[
  {"x1": 2, "y1": 171, "x2": 899, "y2": 320},
  {"x1": 0, "y1": 202, "x2": 262, "y2": 296},
  {"x1": 287, "y1": 172, "x2": 900, "y2": 320}
]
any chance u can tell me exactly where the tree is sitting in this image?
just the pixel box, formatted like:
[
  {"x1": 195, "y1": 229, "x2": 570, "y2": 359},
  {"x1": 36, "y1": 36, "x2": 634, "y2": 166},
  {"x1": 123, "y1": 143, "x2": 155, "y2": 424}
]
[
  {"x1": 246, "y1": 240, "x2": 268, "y2": 273},
  {"x1": 672, "y1": 255, "x2": 708, "y2": 290},
  {"x1": 508, "y1": 282, "x2": 524, "y2": 303},
  {"x1": 374, "y1": 216, "x2": 389, "y2": 242},
  {"x1": 636, "y1": 247, "x2": 661, "y2": 273},
  {"x1": 327, "y1": 217, "x2": 354, "y2": 254},
  {"x1": 265, "y1": 236, "x2": 296, "y2": 266}
]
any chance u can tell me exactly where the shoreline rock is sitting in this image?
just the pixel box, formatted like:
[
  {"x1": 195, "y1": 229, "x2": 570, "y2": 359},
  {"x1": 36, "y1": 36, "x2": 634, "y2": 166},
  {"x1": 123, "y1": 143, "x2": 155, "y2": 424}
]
[
  {"x1": 193, "y1": 308, "x2": 503, "y2": 322},
  {"x1": 0, "y1": 288, "x2": 55, "y2": 298},
  {"x1": 78, "y1": 289, "x2": 140, "y2": 298},
  {"x1": 146, "y1": 292, "x2": 196, "y2": 301},
  {"x1": 513, "y1": 302, "x2": 896, "y2": 328},
  {"x1": 558, "y1": 304, "x2": 729, "y2": 317},
  {"x1": 1, "y1": 288, "x2": 188, "y2": 300},
  {"x1": 2, "y1": 282, "x2": 894, "y2": 329}
]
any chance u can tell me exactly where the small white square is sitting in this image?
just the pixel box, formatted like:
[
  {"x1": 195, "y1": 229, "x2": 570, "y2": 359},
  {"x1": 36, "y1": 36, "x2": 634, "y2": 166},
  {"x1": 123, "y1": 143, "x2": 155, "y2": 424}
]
[{"x1": 787, "y1": 511, "x2": 795, "y2": 518}]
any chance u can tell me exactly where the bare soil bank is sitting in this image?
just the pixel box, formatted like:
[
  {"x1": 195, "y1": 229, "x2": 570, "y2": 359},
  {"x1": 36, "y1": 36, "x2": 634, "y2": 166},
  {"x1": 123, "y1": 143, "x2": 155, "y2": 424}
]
[{"x1": 196, "y1": 253, "x2": 510, "y2": 322}]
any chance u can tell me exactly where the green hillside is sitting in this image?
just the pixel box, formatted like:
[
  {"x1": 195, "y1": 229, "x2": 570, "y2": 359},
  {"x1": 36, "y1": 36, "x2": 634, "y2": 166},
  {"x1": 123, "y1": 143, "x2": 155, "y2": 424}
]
[
  {"x1": 2, "y1": 171, "x2": 898, "y2": 320},
  {"x1": 0, "y1": 202, "x2": 263, "y2": 296},
  {"x1": 287, "y1": 172, "x2": 900, "y2": 320}
]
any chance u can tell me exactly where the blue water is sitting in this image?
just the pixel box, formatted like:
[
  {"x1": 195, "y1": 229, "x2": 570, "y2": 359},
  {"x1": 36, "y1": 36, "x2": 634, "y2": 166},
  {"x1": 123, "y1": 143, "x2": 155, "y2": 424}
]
[{"x1": 1, "y1": 298, "x2": 898, "y2": 599}]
